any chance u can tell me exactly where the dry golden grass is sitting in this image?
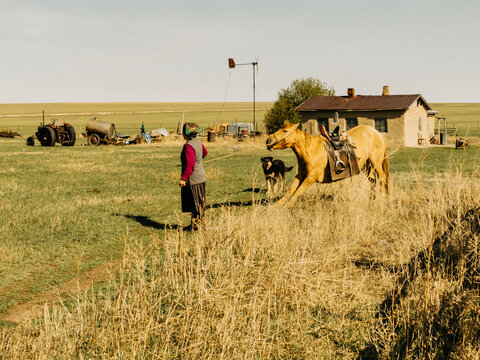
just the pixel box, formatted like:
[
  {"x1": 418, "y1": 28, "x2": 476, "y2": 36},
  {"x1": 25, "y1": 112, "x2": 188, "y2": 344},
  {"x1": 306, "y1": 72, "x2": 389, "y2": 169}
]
[{"x1": 1, "y1": 168, "x2": 479, "y2": 359}]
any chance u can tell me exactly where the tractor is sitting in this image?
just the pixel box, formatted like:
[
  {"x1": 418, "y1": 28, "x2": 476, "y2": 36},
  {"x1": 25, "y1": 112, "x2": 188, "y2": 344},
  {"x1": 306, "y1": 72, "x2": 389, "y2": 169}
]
[{"x1": 35, "y1": 114, "x2": 76, "y2": 147}]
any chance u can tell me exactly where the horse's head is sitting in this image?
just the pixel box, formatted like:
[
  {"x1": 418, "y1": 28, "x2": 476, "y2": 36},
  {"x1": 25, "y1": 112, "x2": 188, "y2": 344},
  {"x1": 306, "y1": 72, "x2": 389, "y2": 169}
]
[{"x1": 266, "y1": 122, "x2": 300, "y2": 151}]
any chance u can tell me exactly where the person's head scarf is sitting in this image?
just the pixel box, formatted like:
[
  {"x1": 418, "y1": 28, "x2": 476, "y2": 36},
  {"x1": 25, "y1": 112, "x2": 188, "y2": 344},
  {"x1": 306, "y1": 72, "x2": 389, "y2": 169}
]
[{"x1": 183, "y1": 122, "x2": 202, "y2": 137}]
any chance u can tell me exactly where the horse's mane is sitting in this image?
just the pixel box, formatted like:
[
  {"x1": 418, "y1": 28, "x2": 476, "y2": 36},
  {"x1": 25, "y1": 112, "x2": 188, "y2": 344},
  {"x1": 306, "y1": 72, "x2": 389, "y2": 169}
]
[{"x1": 294, "y1": 128, "x2": 323, "y2": 146}]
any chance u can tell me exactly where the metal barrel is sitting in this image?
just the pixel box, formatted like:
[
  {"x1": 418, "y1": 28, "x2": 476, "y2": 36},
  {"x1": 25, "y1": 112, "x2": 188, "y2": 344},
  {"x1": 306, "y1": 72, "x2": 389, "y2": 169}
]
[
  {"x1": 440, "y1": 133, "x2": 448, "y2": 145},
  {"x1": 207, "y1": 131, "x2": 216, "y2": 142},
  {"x1": 86, "y1": 118, "x2": 115, "y2": 139}
]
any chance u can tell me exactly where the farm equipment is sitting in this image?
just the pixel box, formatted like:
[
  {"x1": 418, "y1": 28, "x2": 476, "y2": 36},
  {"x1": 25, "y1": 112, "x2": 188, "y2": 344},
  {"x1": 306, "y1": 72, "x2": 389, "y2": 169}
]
[
  {"x1": 0, "y1": 130, "x2": 21, "y2": 138},
  {"x1": 85, "y1": 118, "x2": 118, "y2": 145},
  {"x1": 84, "y1": 118, "x2": 136, "y2": 146},
  {"x1": 434, "y1": 116, "x2": 457, "y2": 145},
  {"x1": 35, "y1": 112, "x2": 76, "y2": 146},
  {"x1": 456, "y1": 137, "x2": 470, "y2": 149}
]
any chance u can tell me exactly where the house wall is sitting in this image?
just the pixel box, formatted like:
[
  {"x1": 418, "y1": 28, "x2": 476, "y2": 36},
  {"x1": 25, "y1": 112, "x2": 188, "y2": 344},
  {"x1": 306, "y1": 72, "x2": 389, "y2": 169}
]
[
  {"x1": 299, "y1": 110, "x2": 406, "y2": 147},
  {"x1": 403, "y1": 102, "x2": 432, "y2": 146}
]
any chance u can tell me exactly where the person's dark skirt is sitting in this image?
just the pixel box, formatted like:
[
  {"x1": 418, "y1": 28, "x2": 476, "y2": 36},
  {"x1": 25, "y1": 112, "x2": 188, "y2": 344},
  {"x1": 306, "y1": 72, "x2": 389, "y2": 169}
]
[{"x1": 181, "y1": 182, "x2": 206, "y2": 214}]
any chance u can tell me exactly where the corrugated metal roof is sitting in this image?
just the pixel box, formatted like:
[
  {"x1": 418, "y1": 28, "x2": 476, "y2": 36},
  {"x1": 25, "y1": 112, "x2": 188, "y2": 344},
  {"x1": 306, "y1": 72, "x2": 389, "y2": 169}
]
[{"x1": 296, "y1": 94, "x2": 432, "y2": 112}]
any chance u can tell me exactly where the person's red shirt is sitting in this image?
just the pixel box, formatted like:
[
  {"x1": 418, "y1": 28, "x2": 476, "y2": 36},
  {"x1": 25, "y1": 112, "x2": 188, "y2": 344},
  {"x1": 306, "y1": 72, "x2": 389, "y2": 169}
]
[{"x1": 181, "y1": 143, "x2": 207, "y2": 181}]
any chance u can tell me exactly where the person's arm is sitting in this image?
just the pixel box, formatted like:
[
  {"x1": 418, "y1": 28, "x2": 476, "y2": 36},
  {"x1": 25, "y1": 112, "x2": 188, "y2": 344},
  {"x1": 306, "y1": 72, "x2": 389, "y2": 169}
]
[
  {"x1": 202, "y1": 143, "x2": 207, "y2": 158},
  {"x1": 181, "y1": 144, "x2": 196, "y2": 181}
]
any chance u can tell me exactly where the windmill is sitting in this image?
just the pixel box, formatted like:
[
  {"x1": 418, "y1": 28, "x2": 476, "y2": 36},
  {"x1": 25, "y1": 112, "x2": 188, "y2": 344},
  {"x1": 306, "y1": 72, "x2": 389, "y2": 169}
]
[{"x1": 228, "y1": 57, "x2": 259, "y2": 138}]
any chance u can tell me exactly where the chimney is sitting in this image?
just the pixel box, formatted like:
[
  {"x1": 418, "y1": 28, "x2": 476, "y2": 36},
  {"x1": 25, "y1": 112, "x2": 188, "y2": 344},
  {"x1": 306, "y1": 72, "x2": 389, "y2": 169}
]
[
  {"x1": 347, "y1": 88, "x2": 355, "y2": 98},
  {"x1": 382, "y1": 86, "x2": 390, "y2": 96}
]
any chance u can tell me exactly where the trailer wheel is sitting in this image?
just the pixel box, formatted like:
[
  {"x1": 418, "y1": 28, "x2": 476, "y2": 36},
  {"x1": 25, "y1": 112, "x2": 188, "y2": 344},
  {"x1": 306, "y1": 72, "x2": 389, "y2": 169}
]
[
  {"x1": 62, "y1": 125, "x2": 76, "y2": 146},
  {"x1": 38, "y1": 126, "x2": 56, "y2": 146},
  {"x1": 88, "y1": 133, "x2": 101, "y2": 146}
]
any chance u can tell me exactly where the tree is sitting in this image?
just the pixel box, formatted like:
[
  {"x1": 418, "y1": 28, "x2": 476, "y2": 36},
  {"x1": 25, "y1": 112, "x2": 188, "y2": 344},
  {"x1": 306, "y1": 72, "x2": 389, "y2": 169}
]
[{"x1": 264, "y1": 77, "x2": 335, "y2": 134}]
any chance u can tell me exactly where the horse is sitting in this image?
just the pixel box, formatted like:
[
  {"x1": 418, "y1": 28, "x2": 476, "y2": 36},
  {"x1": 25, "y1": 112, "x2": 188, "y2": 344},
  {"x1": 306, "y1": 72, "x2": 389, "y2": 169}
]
[{"x1": 265, "y1": 122, "x2": 389, "y2": 206}]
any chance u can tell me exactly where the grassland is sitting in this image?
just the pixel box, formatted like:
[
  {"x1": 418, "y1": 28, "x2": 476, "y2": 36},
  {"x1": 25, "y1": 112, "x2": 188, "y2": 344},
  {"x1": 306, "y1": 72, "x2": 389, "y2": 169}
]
[
  {"x1": 0, "y1": 102, "x2": 273, "y2": 137},
  {"x1": 0, "y1": 136, "x2": 288, "y2": 318},
  {"x1": 2, "y1": 102, "x2": 479, "y2": 138},
  {"x1": 432, "y1": 103, "x2": 480, "y2": 137},
  {"x1": 0, "y1": 102, "x2": 480, "y2": 358}
]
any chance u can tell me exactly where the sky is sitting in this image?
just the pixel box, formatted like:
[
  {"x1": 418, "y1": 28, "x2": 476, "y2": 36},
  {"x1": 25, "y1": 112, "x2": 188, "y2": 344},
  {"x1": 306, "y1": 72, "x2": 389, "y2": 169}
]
[{"x1": 0, "y1": 0, "x2": 479, "y2": 103}]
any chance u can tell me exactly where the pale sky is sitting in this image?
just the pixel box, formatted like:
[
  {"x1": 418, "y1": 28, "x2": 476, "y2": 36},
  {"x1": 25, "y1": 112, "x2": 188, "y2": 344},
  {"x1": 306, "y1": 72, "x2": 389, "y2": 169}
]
[{"x1": 1, "y1": 0, "x2": 479, "y2": 103}]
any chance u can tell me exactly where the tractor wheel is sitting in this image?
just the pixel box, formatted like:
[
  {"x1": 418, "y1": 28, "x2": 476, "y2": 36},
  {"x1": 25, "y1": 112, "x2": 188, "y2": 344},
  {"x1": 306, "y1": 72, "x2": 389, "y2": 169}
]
[
  {"x1": 88, "y1": 133, "x2": 101, "y2": 146},
  {"x1": 38, "y1": 126, "x2": 56, "y2": 146},
  {"x1": 62, "y1": 125, "x2": 76, "y2": 146}
]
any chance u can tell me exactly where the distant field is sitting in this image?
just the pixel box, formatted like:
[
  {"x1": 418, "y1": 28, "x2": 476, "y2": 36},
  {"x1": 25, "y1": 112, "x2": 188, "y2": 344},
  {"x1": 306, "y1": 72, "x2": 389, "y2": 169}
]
[
  {"x1": 1, "y1": 101, "x2": 479, "y2": 139},
  {"x1": 431, "y1": 103, "x2": 480, "y2": 137},
  {"x1": 0, "y1": 102, "x2": 272, "y2": 137}
]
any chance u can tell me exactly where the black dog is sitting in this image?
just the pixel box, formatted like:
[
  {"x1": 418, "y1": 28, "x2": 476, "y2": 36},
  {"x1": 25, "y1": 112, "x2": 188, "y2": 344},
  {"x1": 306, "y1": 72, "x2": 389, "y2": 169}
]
[{"x1": 261, "y1": 157, "x2": 293, "y2": 195}]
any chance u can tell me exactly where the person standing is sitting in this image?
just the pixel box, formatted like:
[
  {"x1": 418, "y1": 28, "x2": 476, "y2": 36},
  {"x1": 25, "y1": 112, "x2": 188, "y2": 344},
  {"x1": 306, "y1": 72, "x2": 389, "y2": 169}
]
[
  {"x1": 140, "y1": 122, "x2": 146, "y2": 134},
  {"x1": 179, "y1": 122, "x2": 207, "y2": 230}
]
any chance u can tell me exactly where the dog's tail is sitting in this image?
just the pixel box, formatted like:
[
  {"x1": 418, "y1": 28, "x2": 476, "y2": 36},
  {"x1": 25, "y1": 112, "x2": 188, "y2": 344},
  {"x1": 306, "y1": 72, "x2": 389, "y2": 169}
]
[{"x1": 285, "y1": 166, "x2": 294, "y2": 172}]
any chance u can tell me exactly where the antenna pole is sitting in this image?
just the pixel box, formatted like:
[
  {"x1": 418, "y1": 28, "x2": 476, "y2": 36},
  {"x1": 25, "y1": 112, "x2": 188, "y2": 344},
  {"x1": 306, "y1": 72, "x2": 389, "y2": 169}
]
[
  {"x1": 228, "y1": 57, "x2": 259, "y2": 139},
  {"x1": 252, "y1": 62, "x2": 256, "y2": 139}
]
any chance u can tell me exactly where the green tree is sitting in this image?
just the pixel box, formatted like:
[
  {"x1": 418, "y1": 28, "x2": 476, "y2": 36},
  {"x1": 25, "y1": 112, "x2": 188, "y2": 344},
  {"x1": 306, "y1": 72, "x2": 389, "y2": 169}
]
[{"x1": 264, "y1": 77, "x2": 335, "y2": 134}]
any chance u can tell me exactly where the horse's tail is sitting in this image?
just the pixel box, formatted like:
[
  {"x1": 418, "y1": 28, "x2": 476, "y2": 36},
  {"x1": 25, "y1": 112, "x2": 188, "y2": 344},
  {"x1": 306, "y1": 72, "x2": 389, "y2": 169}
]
[
  {"x1": 285, "y1": 166, "x2": 294, "y2": 172},
  {"x1": 382, "y1": 148, "x2": 389, "y2": 193}
]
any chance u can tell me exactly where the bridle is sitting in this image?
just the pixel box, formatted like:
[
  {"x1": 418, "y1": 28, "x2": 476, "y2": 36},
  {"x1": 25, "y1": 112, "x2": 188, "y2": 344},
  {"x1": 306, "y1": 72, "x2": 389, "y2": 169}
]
[{"x1": 267, "y1": 130, "x2": 294, "y2": 149}]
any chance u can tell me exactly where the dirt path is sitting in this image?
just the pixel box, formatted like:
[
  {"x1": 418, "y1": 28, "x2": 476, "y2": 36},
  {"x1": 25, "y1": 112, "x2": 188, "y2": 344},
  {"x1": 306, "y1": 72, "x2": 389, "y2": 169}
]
[{"x1": 1, "y1": 258, "x2": 122, "y2": 324}]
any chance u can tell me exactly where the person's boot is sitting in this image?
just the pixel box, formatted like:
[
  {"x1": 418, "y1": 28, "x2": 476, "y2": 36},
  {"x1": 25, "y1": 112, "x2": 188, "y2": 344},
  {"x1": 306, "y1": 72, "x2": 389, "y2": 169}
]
[{"x1": 186, "y1": 212, "x2": 203, "y2": 231}]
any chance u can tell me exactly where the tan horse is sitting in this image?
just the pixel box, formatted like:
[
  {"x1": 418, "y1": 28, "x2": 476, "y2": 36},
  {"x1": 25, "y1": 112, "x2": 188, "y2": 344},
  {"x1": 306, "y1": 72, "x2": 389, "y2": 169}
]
[{"x1": 265, "y1": 122, "x2": 389, "y2": 206}]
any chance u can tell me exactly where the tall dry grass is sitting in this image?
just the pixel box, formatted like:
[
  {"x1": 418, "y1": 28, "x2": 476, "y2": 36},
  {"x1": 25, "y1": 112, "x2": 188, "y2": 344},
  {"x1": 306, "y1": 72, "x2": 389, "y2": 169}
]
[{"x1": 1, "y1": 171, "x2": 479, "y2": 359}]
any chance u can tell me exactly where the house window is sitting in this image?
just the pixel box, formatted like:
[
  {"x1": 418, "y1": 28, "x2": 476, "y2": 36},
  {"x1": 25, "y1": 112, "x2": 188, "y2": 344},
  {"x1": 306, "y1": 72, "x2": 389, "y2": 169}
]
[
  {"x1": 418, "y1": 117, "x2": 422, "y2": 131},
  {"x1": 374, "y1": 118, "x2": 388, "y2": 133},
  {"x1": 317, "y1": 118, "x2": 329, "y2": 133},
  {"x1": 346, "y1": 118, "x2": 358, "y2": 130}
]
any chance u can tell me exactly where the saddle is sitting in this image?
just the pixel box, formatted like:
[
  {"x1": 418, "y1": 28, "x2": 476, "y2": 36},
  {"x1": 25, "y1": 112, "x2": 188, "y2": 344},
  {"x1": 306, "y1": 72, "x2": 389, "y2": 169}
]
[
  {"x1": 322, "y1": 125, "x2": 343, "y2": 150},
  {"x1": 320, "y1": 125, "x2": 360, "y2": 182}
]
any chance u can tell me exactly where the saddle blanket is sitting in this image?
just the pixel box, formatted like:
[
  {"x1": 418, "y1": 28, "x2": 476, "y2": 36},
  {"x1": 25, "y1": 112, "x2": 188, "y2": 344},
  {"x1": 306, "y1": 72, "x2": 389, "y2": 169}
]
[{"x1": 323, "y1": 138, "x2": 360, "y2": 182}]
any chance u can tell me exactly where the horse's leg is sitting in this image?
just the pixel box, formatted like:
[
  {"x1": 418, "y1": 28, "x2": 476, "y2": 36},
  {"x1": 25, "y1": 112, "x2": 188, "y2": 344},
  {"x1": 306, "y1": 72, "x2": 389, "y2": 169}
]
[
  {"x1": 274, "y1": 175, "x2": 303, "y2": 207},
  {"x1": 381, "y1": 150, "x2": 389, "y2": 193},
  {"x1": 286, "y1": 176, "x2": 316, "y2": 203},
  {"x1": 285, "y1": 175, "x2": 303, "y2": 196},
  {"x1": 364, "y1": 160, "x2": 377, "y2": 191},
  {"x1": 371, "y1": 156, "x2": 388, "y2": 194}
]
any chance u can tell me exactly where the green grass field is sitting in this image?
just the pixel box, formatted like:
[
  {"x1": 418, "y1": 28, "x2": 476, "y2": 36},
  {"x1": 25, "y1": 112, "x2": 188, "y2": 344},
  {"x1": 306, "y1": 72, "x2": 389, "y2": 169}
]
[
  {"x1": 0, "y1": 102, "x2": 480, "y2": 358},
  {"x1": 0, "y1": 137, "x2": 281, "y2": 316}
]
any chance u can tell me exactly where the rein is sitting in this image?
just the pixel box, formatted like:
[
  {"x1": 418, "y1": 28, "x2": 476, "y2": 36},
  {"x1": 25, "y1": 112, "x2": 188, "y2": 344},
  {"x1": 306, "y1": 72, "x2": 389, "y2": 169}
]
[
  {"x1": 269, "y1": 130, "x2": 293, "y2": 148},
  {"x1": 270, "y1": 129, "x2": 318, "y2": 160}
]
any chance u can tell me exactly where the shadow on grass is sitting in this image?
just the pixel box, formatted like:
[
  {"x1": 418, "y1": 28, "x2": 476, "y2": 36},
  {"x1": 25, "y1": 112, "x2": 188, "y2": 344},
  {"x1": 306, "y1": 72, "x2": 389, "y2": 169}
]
[
  {"x1": 240, "y1": 187, "x2": 266, "y2": 194},
  {"x1": 123, "y1": 215, "x2": 182, "y2": 230},
  {"x1": 122, "y1": 196, "x2": 273, "y2": 230},
  {"x1": 207, "y1": 198, "x2": 271, "y2": 209},
  {"x1": 355, "y1": 206, "x2": 480, "y2": 359}
]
